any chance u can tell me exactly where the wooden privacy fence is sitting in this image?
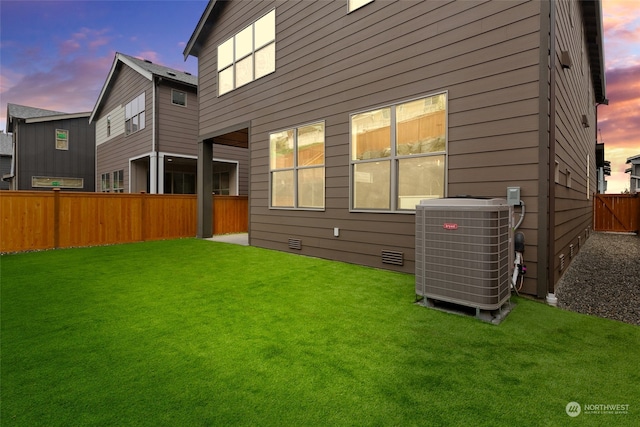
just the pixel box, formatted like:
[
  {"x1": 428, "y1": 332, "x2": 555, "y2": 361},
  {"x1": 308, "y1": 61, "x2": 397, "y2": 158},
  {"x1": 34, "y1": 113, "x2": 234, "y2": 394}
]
[
  {"x1": 593, "y1": 193, "x2": 640, "y2": 233},
  {"x1": 0, "y1": 190, "x2": 248, "y2": 253}
]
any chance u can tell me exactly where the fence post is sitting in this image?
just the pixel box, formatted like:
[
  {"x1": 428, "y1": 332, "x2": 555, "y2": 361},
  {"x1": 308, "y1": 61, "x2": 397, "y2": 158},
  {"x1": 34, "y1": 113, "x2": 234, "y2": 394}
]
[
  {"x1": 140, "y1": 191, "x2": 147, "y2": 242},
  {"x1": 53, "y1": 188, "x2": 61, "y2": 249}
]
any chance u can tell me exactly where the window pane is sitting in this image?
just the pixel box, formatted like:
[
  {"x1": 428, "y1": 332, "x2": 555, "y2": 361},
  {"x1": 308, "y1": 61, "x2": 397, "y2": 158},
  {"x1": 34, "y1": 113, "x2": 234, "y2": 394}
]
[
  {"x1": 132, "y1": 115, "x2": 138, "y2": 132},
  {"x1": 353, "y1": 161, "x2": 390, "y2": 209},
  {"x1": 125, "y1": 102, "x2": 131, "y2": 120},
  {"x1": 218, "y1": 38, "x2": 234, "y2": 70},
  {"x1": 235, "y1": 25, "x2": 253, "y2": 59},
  {"x1": 298, "y1": 167, "x2": 325, "y2": 208},
  {"x1": 351, "y1": 108, "x2": 391, "y2": 160},
  {"x1": 172, "y1": 90, "x2": 186, "y2": 106},
  {"x1": 219, "y1": 68, "x2": 234, "y2": 95},
  {"x1": 270, "y1": 129, "x2": 295, "y2": 169},
  {"x1": 397, "y1": 94, "x2": 446, "y2": 155},
  {"x1": 272, "y1": 170, "x2": 294, "y2": 207},
  {"x1": 397, "y1": 155, "x2": 445, "y2": 209},
  {"x1": 138, "y1": 92, "x2": 145, "y2": 113},
  {"x1": 349, "y1": 0, "x2": 374, "y2": 12},
  {"x1": 297, "y1": 122, "x2": 324, "y2": 166},
  {"x1": 235, "y1": 55, "x2": 253, "y2": 88},
  {"x1": 139, "y1": 111, "x2": 145, "y2": 130},
  {"x1": 254, "y1": 9, "x2": 275, "y2": 48},
  {"x1": 254, "y1": 42, "x2": 275, "y2": 79}
]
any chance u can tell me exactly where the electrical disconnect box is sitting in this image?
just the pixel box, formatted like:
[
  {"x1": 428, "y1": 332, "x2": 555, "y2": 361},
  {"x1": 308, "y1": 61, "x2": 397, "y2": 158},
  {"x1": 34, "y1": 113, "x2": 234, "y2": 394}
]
[{"x1": 507, "y1": 187, "x2": 521, "y2": 206}]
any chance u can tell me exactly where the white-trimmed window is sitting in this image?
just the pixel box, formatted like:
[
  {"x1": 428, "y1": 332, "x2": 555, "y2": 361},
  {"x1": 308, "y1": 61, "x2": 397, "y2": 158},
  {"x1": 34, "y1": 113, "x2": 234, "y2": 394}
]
[
  {"x1": 270, "y1": 121, "x2": 325, "y2": 209},
  {"x1": 172, "y1": 90, "x2": 186, "y2": 106},
  {"x1": 113, "y1": 170, "x2": 124, "y2": 193},
  {"x1": 350, "y1": 92, "x2": 447, "y2": 211},
  {"x1": 217, "y1": 9, "x2": 276, "y2": 96},
  {"x1": 101, "y1": 173, "x2": 111, "y2": 192},
  {"x1": 125, "y1": 92, "x2": 146, "y2": 135},
  {"x1": 348, "y1": 0, "x2": 374, "y2": 12},
  {"x1": 55, "y1": 129, "x2": 69, "y2": 150}
]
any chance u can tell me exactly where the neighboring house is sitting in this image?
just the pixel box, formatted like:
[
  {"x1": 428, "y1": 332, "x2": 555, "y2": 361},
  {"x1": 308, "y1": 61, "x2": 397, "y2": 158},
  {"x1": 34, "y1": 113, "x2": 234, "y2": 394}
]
[
  {"x1": 183, "y1": 0, "x2": 606, "y2": 299},
  {"x1": 0, "y1": 133, "x2": 13, "y2": 190},
  {"x1": 90, "y1": 52, "x2": 248, "y2": 194},
  {"x1": 626, "y1": 154, "x2": 640, "y2": 194},
  {"x1": 5, "y1": 104, "x2": 95, "y2": 191}
]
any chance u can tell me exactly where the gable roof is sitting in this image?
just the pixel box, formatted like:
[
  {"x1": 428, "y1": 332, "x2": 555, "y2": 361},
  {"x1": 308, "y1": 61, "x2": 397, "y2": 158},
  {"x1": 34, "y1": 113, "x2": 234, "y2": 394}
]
[
  {"x1": 90, "y1": 52, "x2": 198, "y2": 123},
  {"x1": 626, "y1": 154, "x2": 640, "y2": 165},
  {"x1": 6, "y1": 103, "x2": 67, "y2": 132}
]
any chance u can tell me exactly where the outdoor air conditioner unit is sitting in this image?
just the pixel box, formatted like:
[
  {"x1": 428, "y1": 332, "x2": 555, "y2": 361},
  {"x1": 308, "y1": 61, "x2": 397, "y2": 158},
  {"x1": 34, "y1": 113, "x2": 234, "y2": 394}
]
[{"x1": 415, "y1": 198, "x2": 511, "y2": 317}]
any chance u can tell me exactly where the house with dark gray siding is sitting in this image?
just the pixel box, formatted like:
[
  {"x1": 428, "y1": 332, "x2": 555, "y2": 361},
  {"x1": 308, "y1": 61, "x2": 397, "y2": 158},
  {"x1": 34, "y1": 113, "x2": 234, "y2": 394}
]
[
  {"x1": 184, "y1": 0, "x2": 606, "y2": 300},
  {"x1": 90, "y1": 52, "x2": 248, "y2": 195},
  {"x1": 5, "y1": 104, "x2": 95, "y2": 191}
]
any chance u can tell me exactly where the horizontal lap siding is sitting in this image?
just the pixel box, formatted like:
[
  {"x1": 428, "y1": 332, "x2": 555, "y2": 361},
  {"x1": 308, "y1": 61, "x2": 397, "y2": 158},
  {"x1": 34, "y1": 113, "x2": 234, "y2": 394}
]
[
  {"x1": 198, "y1": 0, "x2": 542, "y2": 275},
  {"x1": 96, "y1": 66, "x2": 153, "y2": 192},
  {"x1": 552, "y1": 0, "x2": 598, "y2": 286},
  {"x1": 157, "y1": 83, "x2": 198, "y2": 155}
]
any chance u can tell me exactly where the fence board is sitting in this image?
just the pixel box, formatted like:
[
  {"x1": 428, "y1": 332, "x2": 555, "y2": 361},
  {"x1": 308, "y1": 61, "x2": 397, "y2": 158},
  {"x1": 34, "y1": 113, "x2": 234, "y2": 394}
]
[
  {"x1": 0, "y1": 191, "x2": 248, "y2": 253},
  {"x1": 593, "y1": 194, "x2": 640, "y2": 233}
]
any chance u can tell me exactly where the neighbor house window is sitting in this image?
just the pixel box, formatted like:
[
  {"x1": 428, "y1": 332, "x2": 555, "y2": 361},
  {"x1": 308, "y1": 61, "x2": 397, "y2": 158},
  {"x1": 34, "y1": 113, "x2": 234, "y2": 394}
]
[
  {"x1": 270, "y1": 121, "x2": 325, "y2": 209},
  {"x1": 164, "y1": 172, "x2": 196, "y2": 194},
  {"x1": 348, "y1": 0, "x2": 374, "y2": 12},
  {"x1": 101, "y1": 173, "x2": 111, "y2": 192},
  {"x1": 113, "y1": 170, "x2": 124, "y2": 193},
  {"x1": 213, "y1": 171, "x2": 230, "y2": 195},
  {"x1": 172, "y1": 90, "x2": 186, "y2": 106},
  {"x1": 217, "y1": 9, "x2": 276, "y2": 96},
  {"x1": 125, "y1": 92, "x2": 146, "y2": 135},
  {"x1": 107, "y1": 115, "x2": 111, "y2": 137},
  {"x1": 32, "y1": 176, "x2": 83, "y2": 189},
  {"x1": 55, "y1": 129, "x2": 69, "y2": 150},
  {"x1": 350, "y1": 92, "x2": 447, "y2": 211}
]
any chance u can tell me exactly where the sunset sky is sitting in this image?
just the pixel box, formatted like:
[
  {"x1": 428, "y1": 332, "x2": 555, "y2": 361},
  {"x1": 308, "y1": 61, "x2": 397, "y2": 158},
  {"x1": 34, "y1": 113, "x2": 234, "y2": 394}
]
[{"x1": 0, "y1": 0, "x2": 638, "y2": 192}]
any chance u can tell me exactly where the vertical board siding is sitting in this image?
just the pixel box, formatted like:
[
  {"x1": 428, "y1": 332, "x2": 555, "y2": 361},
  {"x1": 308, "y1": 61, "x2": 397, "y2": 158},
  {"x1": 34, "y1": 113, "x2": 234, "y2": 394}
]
[
  {"x1": 0, "y1": 192, "x2": 248, "y2": 253},
  {"x1": 197, "y1": 0, "x2": 544, "y2": 278}
]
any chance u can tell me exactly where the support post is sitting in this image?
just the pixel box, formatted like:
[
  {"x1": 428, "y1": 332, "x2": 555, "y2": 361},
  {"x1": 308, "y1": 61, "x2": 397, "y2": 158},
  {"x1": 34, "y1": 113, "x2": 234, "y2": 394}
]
[{"x1": 197, "y1": 140, "x2": 213, "y2": 238}]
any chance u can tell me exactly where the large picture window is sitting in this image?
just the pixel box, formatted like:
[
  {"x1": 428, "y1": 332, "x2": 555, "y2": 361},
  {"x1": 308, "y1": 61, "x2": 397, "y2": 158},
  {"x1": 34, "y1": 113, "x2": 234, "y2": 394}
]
[
  {"x1": 350, "y1": 92, "x2": 447, "y2": 211},
  {"x1": 270, "y1": 121, "x2": 325, "y2": 209},
  {"x1": 125, "y1": 92, "x2": 146, "y2": 135},
  {"x1": 217, "y1": 9, "x2": 276, "y2": 96}
]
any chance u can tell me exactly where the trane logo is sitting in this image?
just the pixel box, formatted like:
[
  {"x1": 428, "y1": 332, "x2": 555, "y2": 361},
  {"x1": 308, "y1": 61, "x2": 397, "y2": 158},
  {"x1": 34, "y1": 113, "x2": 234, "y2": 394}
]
[{"x1": 443, "y1": 223, "x2": 458, "y2": 230}]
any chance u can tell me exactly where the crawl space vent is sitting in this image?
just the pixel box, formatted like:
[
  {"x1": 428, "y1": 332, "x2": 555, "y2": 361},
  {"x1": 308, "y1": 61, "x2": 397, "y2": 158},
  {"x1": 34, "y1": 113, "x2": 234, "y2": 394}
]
[
  {"x1": 288, "y1": 238, "x2": 302, "y2": 250},
  {"x1": 381, "y1": 250, "x2": 404, "y2": 266}
]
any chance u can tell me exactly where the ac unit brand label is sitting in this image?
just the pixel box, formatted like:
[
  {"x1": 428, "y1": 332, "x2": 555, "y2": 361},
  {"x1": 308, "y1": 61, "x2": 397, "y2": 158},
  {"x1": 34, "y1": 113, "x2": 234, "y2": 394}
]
[{"x1": 443, "y1": 223, "x2": 458, "y2": 230}]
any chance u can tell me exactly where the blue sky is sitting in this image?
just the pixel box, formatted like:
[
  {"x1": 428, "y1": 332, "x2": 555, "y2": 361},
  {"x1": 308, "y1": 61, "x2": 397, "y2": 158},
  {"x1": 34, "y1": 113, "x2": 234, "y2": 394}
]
[
  {"x1": 1, "y1": 0, "x2": 638, "y2": 192},
  {"x1": 1, "y1": 0, "x2": 206, "y2": 124}
]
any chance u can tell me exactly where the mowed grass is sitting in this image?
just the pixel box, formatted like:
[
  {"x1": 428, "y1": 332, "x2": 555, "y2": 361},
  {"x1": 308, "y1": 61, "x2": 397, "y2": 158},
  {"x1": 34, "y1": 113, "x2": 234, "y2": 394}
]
[{"x1": 1, "y1": 239, "x2": 639, "y2": 426}]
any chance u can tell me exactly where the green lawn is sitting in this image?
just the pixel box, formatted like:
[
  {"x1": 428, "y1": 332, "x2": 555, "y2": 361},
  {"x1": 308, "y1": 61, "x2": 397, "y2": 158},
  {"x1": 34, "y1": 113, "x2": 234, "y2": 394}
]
[{"x1": 1, "y1": 239, "x2": 638, "y2": 426}]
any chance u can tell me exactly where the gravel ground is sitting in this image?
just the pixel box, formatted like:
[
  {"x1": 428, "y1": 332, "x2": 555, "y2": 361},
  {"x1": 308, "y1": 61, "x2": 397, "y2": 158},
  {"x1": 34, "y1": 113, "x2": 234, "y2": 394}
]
[{"x1": 556, "y1": 232, "x2": 640, "y2": 326}]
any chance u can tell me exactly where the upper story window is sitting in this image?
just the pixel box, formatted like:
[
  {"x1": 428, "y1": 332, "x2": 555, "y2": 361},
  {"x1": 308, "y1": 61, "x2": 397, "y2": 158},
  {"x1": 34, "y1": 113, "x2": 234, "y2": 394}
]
[
  {"x1": 107, "y1": 115, "x2": 111, "y2": 137},
  {"x1": 217, "y1": 9, "x2": 276, "y2": 96},
  {"x1": 125, "y1": 92, "x2": 146, "y2": 135},
  {"x1": 55, "y1": 129, "x2": 69, "y2": 150},
  {"x1": 350, "y1": 92, "x2": 447, "y2": 211},
  {"x1": 348, "y1": 0, "x2": 374, "y2": 12},
  {"x1": 172, "y1": 90, "x2": 186, "y2": 106},
  {"x1": 270, "y1": 121, "x2": 325, "y2": 209}
]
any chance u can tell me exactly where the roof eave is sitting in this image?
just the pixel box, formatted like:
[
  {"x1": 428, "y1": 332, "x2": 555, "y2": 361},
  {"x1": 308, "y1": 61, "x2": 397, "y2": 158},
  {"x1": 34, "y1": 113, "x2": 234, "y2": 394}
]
[
  {"x1": 183, "y1": 0, "x2": 218, "y2": 60},
  {"x1": 582, "y1": 0, "x2": 607, "y2": 103},
  {"x1": 26, "y1": 112, "x2": 92, "y2": 124}
]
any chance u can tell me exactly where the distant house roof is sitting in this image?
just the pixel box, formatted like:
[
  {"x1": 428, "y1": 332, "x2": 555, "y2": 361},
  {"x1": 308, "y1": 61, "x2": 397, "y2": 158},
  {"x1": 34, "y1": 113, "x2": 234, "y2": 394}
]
[
  {"x1": 6, "y1": 104, "x2": 68, "y2": 132},
  {"x1": 0, "y1": 133, "x2": 12, "y2": 156},
  {"x1": 90, "y1": 52, "x2": 198, "y2": 123},
  {"x1": 626, "y1": 154, "x2": 640, "y2": 165}
]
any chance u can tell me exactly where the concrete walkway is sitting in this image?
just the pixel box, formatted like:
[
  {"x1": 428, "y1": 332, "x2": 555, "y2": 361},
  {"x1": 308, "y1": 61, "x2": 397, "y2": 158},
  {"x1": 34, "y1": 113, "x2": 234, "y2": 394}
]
[{"x1": 204, "y1": 233, "x2": 249, "y2": 246}]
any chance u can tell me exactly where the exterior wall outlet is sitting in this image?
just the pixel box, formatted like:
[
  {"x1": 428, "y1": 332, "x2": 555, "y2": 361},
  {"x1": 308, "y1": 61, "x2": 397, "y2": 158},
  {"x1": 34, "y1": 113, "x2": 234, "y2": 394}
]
[{"x1": 334, "y1": 227, "x2": 340, "y2": 237}]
